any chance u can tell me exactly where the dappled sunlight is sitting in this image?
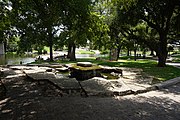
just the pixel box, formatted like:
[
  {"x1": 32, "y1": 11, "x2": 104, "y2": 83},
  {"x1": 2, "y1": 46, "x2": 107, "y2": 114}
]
[
  {"x1": 0, "y1": 66, "x2": 180, "y2": 120},
  {"x1": 0, "y1": 76, "x2": 56, "y2": 120},
  {"x1": 114, "y1": 94, "x2": 180, "y2": 119}
]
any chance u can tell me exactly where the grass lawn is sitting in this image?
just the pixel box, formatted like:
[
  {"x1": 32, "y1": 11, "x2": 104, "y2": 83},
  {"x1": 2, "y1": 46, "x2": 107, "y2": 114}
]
[
  {"x1": 76, "y1": 50, "x2": 95, "y2": 54},
  {"x1": 32, "y1": 58, "x2": 180, "y2": 81},
  {"x1": 172, "y1": 55, "x2": 180, "y2": 63}
]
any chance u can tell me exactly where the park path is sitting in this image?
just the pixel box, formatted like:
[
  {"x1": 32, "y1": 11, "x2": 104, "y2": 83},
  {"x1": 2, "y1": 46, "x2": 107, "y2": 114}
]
[
  {"x1": 0, "y1": 75, "x2": 179, "y2": 120},
  {"x1": 167, "y1": 62, "x2": 180, "y2": 68}
]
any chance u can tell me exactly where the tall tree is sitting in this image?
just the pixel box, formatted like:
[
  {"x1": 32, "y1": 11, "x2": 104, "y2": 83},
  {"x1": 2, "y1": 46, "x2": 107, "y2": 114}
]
[
  {"x1": 63, "y1": 0, "x2": 92, "y2": 61},
  {"x1": 117, "y1": 0, "x2": 180, "y2": 67},
  {"x1": 0, "y1": 0, "x2": 11, "y2": 52},
  {"x1": 11, "y1": 0, "x2": 66, "y2": 61},
  {"x1": 10, "y1": 0, "x2": 92, "y2": 61}
]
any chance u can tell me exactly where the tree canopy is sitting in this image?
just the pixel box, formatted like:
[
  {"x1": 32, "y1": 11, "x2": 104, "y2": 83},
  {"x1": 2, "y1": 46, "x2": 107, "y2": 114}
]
[
  {"x1": 8, "y1": 0, "x2": 92, "y2": 61},
  {"x1": 1, "y1": 0, "x2": 180, "y2": 66},
  {"x1": 116, "y1": 0, "x2": 180, "y2": 66}
]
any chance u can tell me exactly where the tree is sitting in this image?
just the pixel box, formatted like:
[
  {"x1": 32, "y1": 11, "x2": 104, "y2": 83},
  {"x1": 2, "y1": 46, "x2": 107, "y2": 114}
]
[
  {"x1": 10, "y1": 0, "x2": 92, "y2": 61},
  {"x1": 117, "y1": 0, "x2": 180, "y2": 67},
  {"x1": 10, "y1": 0, "x2": 66, "y2": 61},
  {"x1": 89, "y1": 0, "x2": 118, "y2": 59},
  {"x1": 0, "y1": 0, "x2": 11, "y2": 52},
  {"x1": 58, "y1": 0, "x2": 92, "y2": 61}
]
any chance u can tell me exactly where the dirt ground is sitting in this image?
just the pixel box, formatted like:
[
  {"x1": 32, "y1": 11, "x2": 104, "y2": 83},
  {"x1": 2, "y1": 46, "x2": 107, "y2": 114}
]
[{"x1": 0, "y1": 75, "x2": 180, "y2": 120}]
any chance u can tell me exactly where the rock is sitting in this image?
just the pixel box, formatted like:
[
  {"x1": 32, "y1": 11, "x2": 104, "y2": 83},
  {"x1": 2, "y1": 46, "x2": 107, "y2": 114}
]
[
  {"x1": 1, "y1": 68, "x2": 23, "y2": 77},
  {"x1": 80, "y1": 77, "x2": 114, "y2": 96},
  {"x1": 70, "y1": 68, "x2": 102, "y2": 81},
  {"x1": 46, "y1": 68, "x2": 53, "y2": 72},
  {"x1": 64, "y1": 64, "x2": 73, "y2": 68},
  {"x1": 48, "y1": 64, "x2": 64, "y2": 68},
  {"x1": 5, "y1": 74, "x2": 26, "y2": 79},
  {"x1": 101, "y1": 66, "x2": 123, "y2": 76},
  {"x1": 56, "y1": 67, "x2": 69, "y2": 72},
  {"x1": 25, "y1": 71, "x2": 56, "y2": 80},
  {"x1": 23, "y1": 69, "x2": 46, "y2": 74},
  {"x1": 69, "y1": 63, "x2": 103, "y2": 80},
  {"x1": 77, "y1": 62, "x2": 92, "y2": 67},
  {"x1": 49, "y1": 77, "x2": 81, "y2": 90},
  {"x1": 9, "y1": 66, "x2": 38, "y2": 70}
]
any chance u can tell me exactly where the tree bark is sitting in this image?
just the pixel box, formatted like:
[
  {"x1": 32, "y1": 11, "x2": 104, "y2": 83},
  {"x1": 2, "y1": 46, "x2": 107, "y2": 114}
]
[
  {"x1": 150, "y1": 49, "x2": 155, "y2": 56},
  {"x1": 156, "y1": 33, "x2": 168, "y2": 67},
  {"x1": 67, "y1": 42, "x2": 76, "y2": 61},
  {"x1": 48, "y1": 28, "x2": 53, "y2": 62},
  {"x1": 49, "y1": 42, "x2": 53, "y2": 61},
  {"x1": 117, "y1": 46, "x2": 121, "y2": 60},
  {"x1": 127, "y1": 48, "x2": 130, "y2": 56},
  {"x1": 134, "y1": 48, "x2": 137, "y2": 61},
  {"x1": 4, "y1": 41, "x2": 7, "y2": 53},
  {"x1": 67, "y1": 44, "x2": 71, "y2": 58}
]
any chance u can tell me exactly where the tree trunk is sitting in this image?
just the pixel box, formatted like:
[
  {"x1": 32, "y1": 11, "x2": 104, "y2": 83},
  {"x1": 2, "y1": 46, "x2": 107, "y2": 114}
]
[
  {"x1": 110, "y1": 48, "x2": 118, "y2": 61},
  {"x1": 67, "y1": 44, "x2": 71, "y2": 58},
  {"x1": 127, "y1": 48, "x2": 130, "y2": 56},
  {"x1": 67, "y1": 42, "x2": 76, "y2": 61},
  {"x1": 157, "y1": 52, "x2": 167, "y2": 67},
  {"x1": 0, "y1": 42, "x2": 5, "y2": 55},
  {"x1": 49, "y1": 42, "x2": 53, "y2": 61},
  {"x1": 48, "y1": 28, "x2": 53, "y2": 62},
  {"x1": 134, "y1": 48, "x2": 137, "y2": 61},
  {"x1": 117, "y1": 46, "x2": 121, "y2": 60},
  {"x1": 142, "y1": 50, "x2": 146, "y2": 59},
  {"x1": 156, "y1": 33, "x2": 168, "y2": 67},
  {"x1": 4, "y1": 41, "x2": 7, "y2": 53},
  {"x1": 150, "y1": 49, "x2": 155, "y2": 56}
]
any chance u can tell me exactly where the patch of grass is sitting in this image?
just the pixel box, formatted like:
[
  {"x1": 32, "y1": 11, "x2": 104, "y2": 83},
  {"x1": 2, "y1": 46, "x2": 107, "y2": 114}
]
[
  {"x1": 172, "y1": 55, "x2": 180, "y2": 63},
  {"x1": 172, "y1": 59, "x2": 180, "y2": 63},
  {"x1": 43, "y1": 46, "x2": 50, "y2": 53},
  {"x1": 6, "y1": 52, "x2": 17, "y2": 55},
  {"x1": 119, "y1": 56, "x2": 135, "y2": 60},
  {"x1": 119, "y1": 56, "x2": 153, "y2": 60},
  {"x1": 174, "y1": 55, "x2": 180, "y2": 58},
  {"x1": 76, "y1": 50, "x2": 95, "y2": 54}
]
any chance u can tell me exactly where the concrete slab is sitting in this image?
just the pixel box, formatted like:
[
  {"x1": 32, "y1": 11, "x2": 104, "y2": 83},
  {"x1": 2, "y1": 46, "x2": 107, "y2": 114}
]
[
  {"x1": 80, "y1": 77, "x2": 116, "y2": 96},
  {"x1": 9, "y1": 66, "x2": 38, "y2": 70},
  {"x1": 49, "y1": 78, "x2": 81, "y2": 90},
  {"x1": 25, "y1": 72, "x2": 56, "y2": 80},
  {"x1": 153, "y1": 77, "x2": 180, "y2": 89}
]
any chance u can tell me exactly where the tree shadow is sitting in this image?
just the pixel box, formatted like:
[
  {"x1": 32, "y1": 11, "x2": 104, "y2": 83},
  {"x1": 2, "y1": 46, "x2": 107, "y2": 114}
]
[
  {"x1": 161, "y1": 83, "x2": 180, "y2": 95},
  {"x1": 0, "y1": 71, "x2": 179, "y2": 120},
  {"x1": 0, "y1": 76, "x2": 61, "y2": 120},
  {"x1": 1, "y1": 90, "x2": 180, "y2": 120}
]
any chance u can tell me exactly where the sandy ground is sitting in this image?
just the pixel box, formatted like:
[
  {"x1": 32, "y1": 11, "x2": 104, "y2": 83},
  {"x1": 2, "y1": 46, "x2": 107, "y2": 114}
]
[{"x1": 0, "y1": 75, "x2": 180, "y2": 120}]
